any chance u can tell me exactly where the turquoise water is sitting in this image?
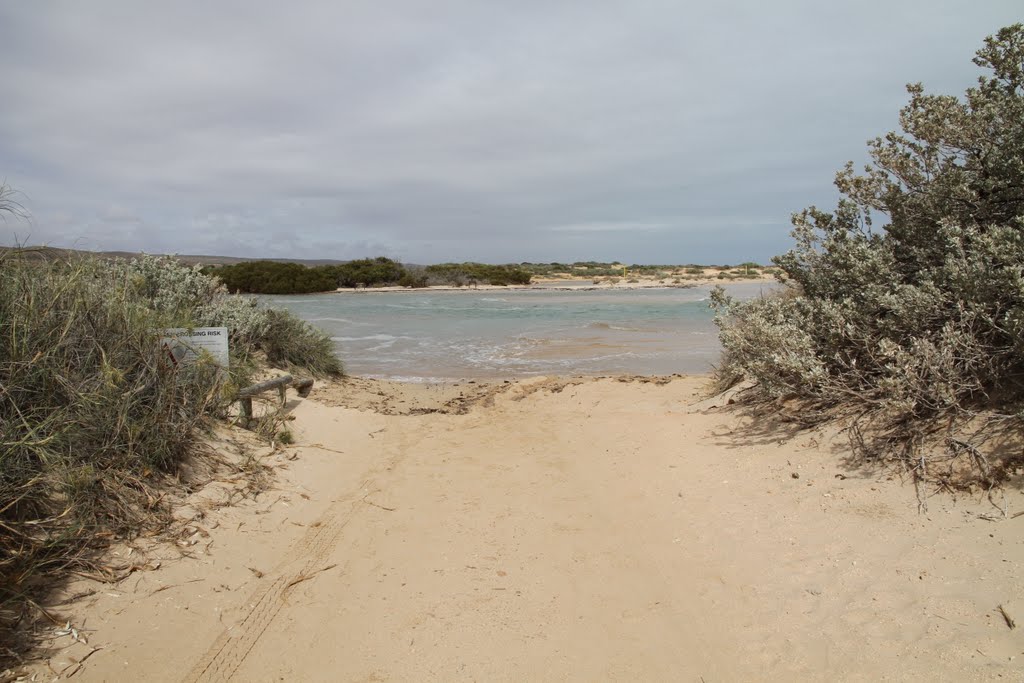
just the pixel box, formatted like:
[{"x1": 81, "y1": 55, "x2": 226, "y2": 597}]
[{"x1": 261, "y1": 281, "x2": 773, "y2": 380}]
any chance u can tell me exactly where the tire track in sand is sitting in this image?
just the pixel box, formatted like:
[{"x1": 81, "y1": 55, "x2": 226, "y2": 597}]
[
  {"x1": 181, "y1": 479, "x2": 373, "y2": 683},
  {"x1": 182, "y1": 396, "x2": 435, "y2": 682}
]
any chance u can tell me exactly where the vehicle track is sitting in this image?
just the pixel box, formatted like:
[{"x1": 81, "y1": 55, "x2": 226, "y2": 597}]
[
  {"x1": 183, "y1": 406, "x2": 427, "y2": 683},
  {"x1": 181, "y1": 479, "x2": 374, "y2": 683}
]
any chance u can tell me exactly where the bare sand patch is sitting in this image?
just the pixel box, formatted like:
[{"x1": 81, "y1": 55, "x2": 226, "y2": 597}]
[{"x1": 22, "y1": 376, "x2": 1024, "y2": 682}]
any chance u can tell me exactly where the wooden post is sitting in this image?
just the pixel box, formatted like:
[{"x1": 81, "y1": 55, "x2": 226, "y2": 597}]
[
  {"x1": 240, "y1": 397, "x2": 253, "y2": 426},
  {"x1": 294, "y1": 378, "x2": 315, "y2": 397},
  {"x1": 235, "y1": 375, "x2": 314, "y2": 428}
]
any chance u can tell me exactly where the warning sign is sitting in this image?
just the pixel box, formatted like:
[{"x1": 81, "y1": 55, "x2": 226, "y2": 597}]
[{"x1": 160, "y1": 327, "x2": 230, "y2": 369}]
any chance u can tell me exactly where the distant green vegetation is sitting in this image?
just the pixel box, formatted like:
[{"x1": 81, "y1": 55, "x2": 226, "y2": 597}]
[
  {"x1": 517, "y1": 262, "x2": 571, "y2": 277},
  {"x1": 516, "y1": 261, "x2": 766, "y2": 279},
  {"x1": 207, "y1": 258, "x2": 533, "y2": 293},
  {"x1": 208, "y1": 257, "x2": 410, "y2": 293},
  {"x1": 205, "y1": 257, "x2": 772, "y2": 294},
  {"x1": 207, "y1": 260, "x2": 338, "y2": 294},
  {"x1": 424, "y1": 262, "x2": 532, "y2": 286},
  {"x1": 333, "y1": 257, "x2": 407, "y2": 288}
]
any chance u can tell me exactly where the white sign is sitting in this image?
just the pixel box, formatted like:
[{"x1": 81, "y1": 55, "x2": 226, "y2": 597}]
[{"x1": 160, "y1": 327, "x2": 229, "y2": 369}]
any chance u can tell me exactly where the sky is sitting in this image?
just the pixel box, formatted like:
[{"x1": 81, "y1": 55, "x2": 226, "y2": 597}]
[{"x1": 0, "y1": 2, "x2": 1020, "y2": 265}]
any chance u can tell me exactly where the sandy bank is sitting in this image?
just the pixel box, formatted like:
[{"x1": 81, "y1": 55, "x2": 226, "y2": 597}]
[
  {"x1": 24, "y1": 375, "x2": 1024, "y2": 681},
  {"x1": 332, "y1": 274, "x2": 775, "y2": 294}
]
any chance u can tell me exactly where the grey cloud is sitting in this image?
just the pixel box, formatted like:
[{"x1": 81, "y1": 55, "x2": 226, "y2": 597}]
[
  {"x1": 547, "y1": 222, "x2": 670, "y2": 233},
  {"x1": 1, "y1": 1, "x2": 1021, "y2": 263}
]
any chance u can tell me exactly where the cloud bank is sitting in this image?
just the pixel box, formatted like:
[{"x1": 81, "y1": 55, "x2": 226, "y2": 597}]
[{"x1": 1, "y1": 1, "x2": 1019, "y2": 263}]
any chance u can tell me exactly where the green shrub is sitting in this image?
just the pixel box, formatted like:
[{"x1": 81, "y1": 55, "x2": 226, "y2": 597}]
[
  {"x1": 424, "y1": 263, "x2": 532, "y2": 286},
  {"x1": 712, "y1": 24, "x2": 1024, "y2": 486},
  {"x1": 397, "y1": 267, "x2": 429, "y2": 288},
  {"x1": 209, "y1": 261, "x2": 337, "y2": 294},
  {"x1": 208, "y1": 256, "x2": 417, "y2": 292},
  {"x1": 258, "y1": 308, "x2": 343, "y2": 376},
  {"x1": 332, "y1": 257, "x2": 406, "y2": 288},
  {"x1": 0, "y1": 248, "x2": 342, "y2": 651}
]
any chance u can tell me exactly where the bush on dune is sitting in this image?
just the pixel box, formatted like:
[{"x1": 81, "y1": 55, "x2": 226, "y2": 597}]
[
  {"x1": 123, "y1": 255, "x2": 342, "y2": 376},
  {"x1": 0, "y1": 247, "x2": 341, "y2": 650},
  {"x1": 712, "y1": 25, "x2": 1024, "y2": 488},
  {"x1": 259, "y1": 308, "x2": 343, "y2": 376}
]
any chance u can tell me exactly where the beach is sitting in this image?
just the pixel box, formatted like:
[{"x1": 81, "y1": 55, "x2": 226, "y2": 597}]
[
  {"x1": 6, "y1": 7, "x2": 1022, "y2": 682},
  {"x1": 31, "y1": 374, "x2": 1024, "y2": 682},
  {"x1": 330, "y1": 271, "x2": 776, "y2": 294}
]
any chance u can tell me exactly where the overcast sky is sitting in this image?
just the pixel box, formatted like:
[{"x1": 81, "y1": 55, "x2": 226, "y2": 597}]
[{"x1": 0, "y1": 2, "x2": 1020, "y2": 264}]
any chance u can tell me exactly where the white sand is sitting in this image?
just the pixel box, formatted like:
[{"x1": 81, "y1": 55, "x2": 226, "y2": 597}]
[{"x1": 28, "y1": 376, "x2": 1024, "y2": 682}]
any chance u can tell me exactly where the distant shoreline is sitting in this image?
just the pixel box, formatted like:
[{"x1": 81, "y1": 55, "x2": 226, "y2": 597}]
[{"x1": 326, "y1": 275, "x2": 776, "y2": 294}]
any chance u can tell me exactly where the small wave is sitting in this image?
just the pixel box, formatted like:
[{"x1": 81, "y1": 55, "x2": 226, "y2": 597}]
[
  {"x1": 383, "y1": 302, "x2": 434, "y2": 310},
  {"x1": 588, "y1": 322, "x2": 644, "y2": 332},
  {"x1": 388, "y1": 303, "x2": 525, "y2": 313},
  {"x1": 364, "y1": 374, "x2": 457, "y2": 383},
  {"x1": 366, "y1": 340, "x2": 398, "y2": 352},
  {"x1": 261, "y1": 298, "x2": 324, "y2": 304},
  {"x1": 332, "y1": 333, "x2": 411, "y2": 342},
  {"x1": 309, "y1": 317, "x2": 357, "y2": 324}
]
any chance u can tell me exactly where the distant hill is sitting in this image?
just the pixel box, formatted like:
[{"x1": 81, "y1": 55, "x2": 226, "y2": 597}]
[
  {"x1": 0, "y1": 245, "x2": 349, "y2": 267},
  {"x1": 110, "y1": 251, "x2": 350, "y2": 267}
]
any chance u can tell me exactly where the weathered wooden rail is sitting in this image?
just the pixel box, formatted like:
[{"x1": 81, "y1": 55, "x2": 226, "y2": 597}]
[{"x1": 237, "y1": 374, "x2": 314, "y2": 424}]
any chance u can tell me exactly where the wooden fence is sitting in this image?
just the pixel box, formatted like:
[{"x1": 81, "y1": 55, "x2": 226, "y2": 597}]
[{"x1": 237, "y1": 374, "x2": 314, "y2": 425}]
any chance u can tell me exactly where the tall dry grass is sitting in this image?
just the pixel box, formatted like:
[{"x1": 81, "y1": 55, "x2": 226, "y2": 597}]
[
  {"x1": 1, "y1": 254, "x2": 223, "y2": 640},
  {"x1": 0, "y1": 249, "x2": 341, "y2": 659}
]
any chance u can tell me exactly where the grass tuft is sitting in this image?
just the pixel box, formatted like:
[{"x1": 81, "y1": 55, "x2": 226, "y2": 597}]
[{"x1": 0, "y1": 249, "x2": 341, "y2": 662}]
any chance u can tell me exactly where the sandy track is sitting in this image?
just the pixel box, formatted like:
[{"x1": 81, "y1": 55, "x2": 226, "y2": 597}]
[{"x1": 33, "y1": 376, "x2": 1024, "y2": 682}]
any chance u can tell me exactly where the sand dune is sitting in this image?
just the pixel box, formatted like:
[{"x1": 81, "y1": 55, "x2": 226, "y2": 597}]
[{"x1": 29, "y1": 376, "x2": 1024, "y2": 682}]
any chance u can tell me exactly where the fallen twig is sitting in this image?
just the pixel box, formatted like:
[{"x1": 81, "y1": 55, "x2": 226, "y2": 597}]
[
  {"x1": 305, "y1": 443, "x2": 346, "y2": 455},
  {"x1": 285, "y1": 564, "x2": 337, "y2": 590},
  {"x1": 61, "y1": 646, "x2": 104, "y2": 678},
  {"x1": 362, "y1": 497, "x2": 397, "y2": 512},
  {"x1": 998, "y1": 604, "x2": 1016, "y2": 630},
  {"x1": 147, "y1": 578, "x2": 203, "y2": 597},
  {"x1": 49, "y1": 589, "x2": 98, "y2": 607}
]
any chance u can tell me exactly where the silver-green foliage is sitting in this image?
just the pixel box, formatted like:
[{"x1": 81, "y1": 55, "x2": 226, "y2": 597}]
[
  {"x1": 119, "y1": 256, "x2": 265, "y2": 336},
  {"x1": 118, "y1": 255, "x2": 341, "y2": 375},
  {"x1": 0, "y1": 250, "x2": 340, "y2": 647},
  {"x1": 712, "y1": 25, "x2": 1024, "y2": 431}
]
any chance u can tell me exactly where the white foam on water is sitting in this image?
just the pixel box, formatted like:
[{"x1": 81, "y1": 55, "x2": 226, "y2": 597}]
[
  {"x1": 332, "y1": 333, "x2": 409, "y2": 342},
  {"x1": 363, "y1": 374, "x2": 459, "y2": 384},
  {"x1": 267, "y1": 282, "x2": 775, "y2": 379},
  {"x1": 587, "y1": 322, "x2": 647, "y2": 332},
  {"x1": 308, "y1": 317, "x2": 360, "y2": 324}
]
